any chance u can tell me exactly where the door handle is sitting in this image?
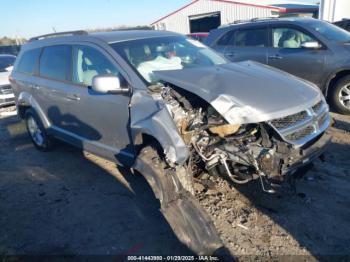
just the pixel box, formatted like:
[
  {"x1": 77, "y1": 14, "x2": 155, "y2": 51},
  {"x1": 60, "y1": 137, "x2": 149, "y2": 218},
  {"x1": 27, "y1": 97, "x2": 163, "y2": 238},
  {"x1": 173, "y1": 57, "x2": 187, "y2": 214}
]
[
  {"x1": 66, "y1": 94, "x2": 80, "y2": 101},
  {"x1": 29, "y1": 84, "x2": 40, "y2": 90},
  {"x1": 269, "y1": 54, "x2": 283, "y2": 60},
  {"x1": 225, "y1": 52, "x2": 236, "y2": 57}
]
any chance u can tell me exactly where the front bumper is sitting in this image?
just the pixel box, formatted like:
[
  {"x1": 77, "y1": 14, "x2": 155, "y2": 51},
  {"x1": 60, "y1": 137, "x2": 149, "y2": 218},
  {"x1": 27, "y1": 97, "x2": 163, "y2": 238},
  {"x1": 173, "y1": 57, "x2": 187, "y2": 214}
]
[{"x1": 281, "y1": 131, "x2": 331, "y2": 176}]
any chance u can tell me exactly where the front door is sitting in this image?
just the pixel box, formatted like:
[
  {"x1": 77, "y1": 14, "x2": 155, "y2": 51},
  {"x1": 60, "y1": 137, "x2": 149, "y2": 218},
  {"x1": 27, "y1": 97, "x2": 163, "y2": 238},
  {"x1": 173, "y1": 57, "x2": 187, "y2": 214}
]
[
  {"x1": 268, "y1": 25, "x2": 327, "y2": 87},
  {"x1": 63, "y1": 44, "x2": 133, "y2": 165}
]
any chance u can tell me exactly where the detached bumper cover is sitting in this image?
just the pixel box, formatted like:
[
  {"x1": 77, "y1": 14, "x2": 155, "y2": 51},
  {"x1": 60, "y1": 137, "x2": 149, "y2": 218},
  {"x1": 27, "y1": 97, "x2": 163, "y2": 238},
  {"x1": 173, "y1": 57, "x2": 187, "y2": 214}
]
[{"x1": 282, "y1": 132, "x2": 332, "y2": 175}]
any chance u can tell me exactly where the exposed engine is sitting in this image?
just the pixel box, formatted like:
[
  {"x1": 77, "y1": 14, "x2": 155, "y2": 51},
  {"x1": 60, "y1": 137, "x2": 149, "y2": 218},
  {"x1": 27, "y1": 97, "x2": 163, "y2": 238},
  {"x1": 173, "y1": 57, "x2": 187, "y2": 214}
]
[{"x1": 159, "y1": 83, "x2": 317, "y2": 192}]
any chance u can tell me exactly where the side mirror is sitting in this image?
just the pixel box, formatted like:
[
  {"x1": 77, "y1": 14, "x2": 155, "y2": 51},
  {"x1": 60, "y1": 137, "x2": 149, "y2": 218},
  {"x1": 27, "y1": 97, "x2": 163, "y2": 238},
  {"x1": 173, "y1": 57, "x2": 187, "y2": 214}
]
[
  {"x1": 301, "y1": 41, "x2": 321, "y2": 49},
  {"x1": 92, "y1": 75, "x2": 129, "y2": 94},
  {"x1": 5, "y1": 66, "x2": 14, "y2": 72}
]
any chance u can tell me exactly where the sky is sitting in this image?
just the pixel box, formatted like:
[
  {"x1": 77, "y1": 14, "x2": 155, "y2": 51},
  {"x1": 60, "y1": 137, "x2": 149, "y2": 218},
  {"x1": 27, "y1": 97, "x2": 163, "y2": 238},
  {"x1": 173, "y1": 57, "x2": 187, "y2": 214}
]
[{"x1": 2, "y1": 0, "x2": 318, "y2": 39}]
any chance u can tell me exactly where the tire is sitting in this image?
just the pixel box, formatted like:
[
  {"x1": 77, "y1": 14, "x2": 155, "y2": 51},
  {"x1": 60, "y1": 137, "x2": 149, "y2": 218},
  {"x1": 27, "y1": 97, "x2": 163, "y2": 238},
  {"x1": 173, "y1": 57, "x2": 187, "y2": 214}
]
[
  {"x1": 134, "y1": 144, "x2": 222, "y2": 255},
  {"x1": 25, "y1": 108, "x2": 54, "y2": 151},
  {"x1": 329, "y1": 76, "x2": 350, "y2": 115}
]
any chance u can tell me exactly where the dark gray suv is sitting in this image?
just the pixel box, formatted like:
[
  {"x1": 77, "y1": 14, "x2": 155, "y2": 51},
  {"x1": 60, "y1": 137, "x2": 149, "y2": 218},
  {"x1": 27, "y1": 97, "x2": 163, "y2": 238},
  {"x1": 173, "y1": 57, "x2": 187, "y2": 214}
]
[
  {"x1": 206, "y1": 17, "x2": 350, "y2": 114},
  {"x1": 10, "y1": 30, "x2": 331, "y2": 255}
]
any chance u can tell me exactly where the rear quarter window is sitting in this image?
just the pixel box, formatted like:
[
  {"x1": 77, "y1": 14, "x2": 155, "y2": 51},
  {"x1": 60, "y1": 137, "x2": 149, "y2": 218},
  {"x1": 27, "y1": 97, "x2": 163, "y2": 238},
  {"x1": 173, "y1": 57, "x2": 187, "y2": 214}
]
[
  {"x1": 39, "y1": 45, "x2": 71, "y2": 81},
  {"x1": 17, "y1": 48, "x2": 41, "y2": 75}
]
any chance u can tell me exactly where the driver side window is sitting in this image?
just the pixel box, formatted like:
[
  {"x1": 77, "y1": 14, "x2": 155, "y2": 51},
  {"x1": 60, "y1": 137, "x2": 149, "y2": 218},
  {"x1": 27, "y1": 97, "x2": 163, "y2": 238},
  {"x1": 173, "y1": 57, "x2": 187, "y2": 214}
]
[
  {"x1": 72, "y1": 45, "x2": 119, "y2": 86},
  {"x1": 272, "y1": 27, "x2": 317, "y2": 49}
]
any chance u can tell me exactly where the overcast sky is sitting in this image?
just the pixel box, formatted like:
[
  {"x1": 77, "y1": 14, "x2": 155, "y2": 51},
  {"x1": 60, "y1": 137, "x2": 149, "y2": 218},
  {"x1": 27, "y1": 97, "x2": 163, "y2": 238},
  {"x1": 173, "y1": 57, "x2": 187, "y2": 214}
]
[{"x1": 2, "y1": 0, "x2": 318, "y2": 39}]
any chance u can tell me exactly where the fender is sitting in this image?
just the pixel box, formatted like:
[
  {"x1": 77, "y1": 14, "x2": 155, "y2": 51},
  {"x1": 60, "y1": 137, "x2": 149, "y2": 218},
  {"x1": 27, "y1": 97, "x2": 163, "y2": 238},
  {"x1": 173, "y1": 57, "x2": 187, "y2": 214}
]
[
  {"x1": 323, "y1": 67, "x2": 350, "y2": 97},
  {"x1": 17, "y1": 91, "x2": 51, "y2": 129},
  {"x1": 130, "y1": 89, "x2": 189, "y2": 165}
]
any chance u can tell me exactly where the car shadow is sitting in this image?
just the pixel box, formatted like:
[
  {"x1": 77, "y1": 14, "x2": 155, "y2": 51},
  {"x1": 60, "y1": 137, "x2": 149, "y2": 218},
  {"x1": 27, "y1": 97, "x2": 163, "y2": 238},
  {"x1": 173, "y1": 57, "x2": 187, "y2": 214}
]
[
  {"x1": 0, "y1": 115, "x2": 193, "y2": 257},
  {"x1": 332, "y1": 118, "x2": 350, "y2": 133}
]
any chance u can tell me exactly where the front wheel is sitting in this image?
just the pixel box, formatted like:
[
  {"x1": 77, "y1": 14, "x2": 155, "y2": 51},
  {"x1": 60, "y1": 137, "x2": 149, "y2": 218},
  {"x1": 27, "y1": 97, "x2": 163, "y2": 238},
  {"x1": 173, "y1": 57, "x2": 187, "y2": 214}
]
[
  {"x1": 25, "y1": 108, "x2": 54, "y2": 151},
  {"x1": 330, "y1": 76, "x2": 350, "y2": 115}
]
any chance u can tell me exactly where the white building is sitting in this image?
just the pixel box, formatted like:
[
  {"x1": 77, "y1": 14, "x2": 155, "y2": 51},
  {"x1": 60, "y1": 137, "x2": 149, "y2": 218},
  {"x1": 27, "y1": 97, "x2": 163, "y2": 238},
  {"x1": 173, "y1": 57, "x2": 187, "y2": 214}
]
[
  {"x1": 319, "y1": 0, "x2": 350, "y2": 22},
  {"x1": 151, "y1": 0, "x2": 319, "y2": 34}
]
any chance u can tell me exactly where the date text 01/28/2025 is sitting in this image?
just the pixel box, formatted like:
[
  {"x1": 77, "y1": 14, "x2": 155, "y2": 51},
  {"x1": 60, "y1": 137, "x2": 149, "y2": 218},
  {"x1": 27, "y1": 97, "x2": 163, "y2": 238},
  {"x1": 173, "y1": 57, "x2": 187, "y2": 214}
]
[{"x1": 127, "y1": 255, "x2": 219, "y2": 261}]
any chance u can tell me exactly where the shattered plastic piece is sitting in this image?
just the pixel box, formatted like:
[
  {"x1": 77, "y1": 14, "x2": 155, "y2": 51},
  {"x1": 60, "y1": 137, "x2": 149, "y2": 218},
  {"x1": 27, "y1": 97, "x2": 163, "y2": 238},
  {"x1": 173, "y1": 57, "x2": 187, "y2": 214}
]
[{"x1": 237, "y1": 223, "x2": 249, "y2": 230}]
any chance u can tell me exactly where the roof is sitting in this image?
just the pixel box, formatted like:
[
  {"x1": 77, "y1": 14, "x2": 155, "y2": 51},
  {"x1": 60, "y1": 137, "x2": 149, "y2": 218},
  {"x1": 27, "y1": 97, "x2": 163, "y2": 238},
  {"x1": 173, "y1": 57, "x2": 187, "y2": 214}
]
[
  {"x1": 151, "y1": 0, "x2": 319, "y2": 24},
  {"x1": 217, "y1": 17, "x2": 317, "y2": 28},
  {"x1": 24, "y1": 30, "x2": 181, "y2": 49},
  {"x1": 90, "y1": 30, "x2": 181, "y2": 43}
]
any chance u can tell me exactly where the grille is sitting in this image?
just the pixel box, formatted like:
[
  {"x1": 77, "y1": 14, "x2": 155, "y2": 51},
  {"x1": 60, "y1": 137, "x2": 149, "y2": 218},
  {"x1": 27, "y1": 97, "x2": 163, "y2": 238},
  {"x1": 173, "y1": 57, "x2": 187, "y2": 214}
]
[
  {"x1": 318, "y1": 113, "x2": 328, "y2": 127},
  {"x1": 0, "y1": 85, "x2": 13, "y2": 95},
  {"x1": 286, "y1": 125, "x2": 314, "y2": 141},
  {"x1": 269, "y1": 99, "x2": 330, "y2": 146},
  {"x1": 312, "y1": 100, "x2": 323, "y2": 113},
  {"x1": 271, "y1": 110, "x2": 308, "y2": 129}
]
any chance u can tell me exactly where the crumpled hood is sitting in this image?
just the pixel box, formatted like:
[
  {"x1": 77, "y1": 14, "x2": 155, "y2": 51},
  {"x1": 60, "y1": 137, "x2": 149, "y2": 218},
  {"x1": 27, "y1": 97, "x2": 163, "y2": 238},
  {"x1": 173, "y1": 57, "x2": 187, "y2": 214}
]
[{"x1": 154, "y1": 61, "x2": 323, "y2": 124}]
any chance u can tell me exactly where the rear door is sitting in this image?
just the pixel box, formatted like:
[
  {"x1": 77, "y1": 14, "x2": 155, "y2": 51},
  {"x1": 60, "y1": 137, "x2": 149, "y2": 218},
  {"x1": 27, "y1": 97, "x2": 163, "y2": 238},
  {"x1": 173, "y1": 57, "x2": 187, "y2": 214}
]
[
  {"x1": 35, "y1": 45, "x2": 73, "y2": 131},
  {"x1": 267, "y1": 24, "x2": 328, "y2": 86},
  {"x1": 214, "y1": 26, "x2": 269, "y2": 64}
]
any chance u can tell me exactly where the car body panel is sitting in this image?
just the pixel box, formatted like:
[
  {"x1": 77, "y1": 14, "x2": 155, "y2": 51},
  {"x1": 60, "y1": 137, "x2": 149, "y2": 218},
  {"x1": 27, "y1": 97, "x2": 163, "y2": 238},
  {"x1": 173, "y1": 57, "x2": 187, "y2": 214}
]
[
  {"x1": 154, "y1": 61, "x2": 322, "y2": 125},
  {"x1": 207, "y1": 18, "x2": 350, "y2": 93},
  {"x1": 130, "y1": 89, "x2": 189, "y2": 164}
]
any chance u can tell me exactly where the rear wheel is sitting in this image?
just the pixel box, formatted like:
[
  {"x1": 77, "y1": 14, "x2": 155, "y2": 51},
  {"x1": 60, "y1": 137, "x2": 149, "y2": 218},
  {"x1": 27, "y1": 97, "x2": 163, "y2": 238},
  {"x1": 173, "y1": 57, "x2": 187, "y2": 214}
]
[
  {"x1": 25, "y1": 108, "x2": 54, "y2": 151},
  {"x1": 330, "y1": 76, "x2": 350, "y2": 115}
]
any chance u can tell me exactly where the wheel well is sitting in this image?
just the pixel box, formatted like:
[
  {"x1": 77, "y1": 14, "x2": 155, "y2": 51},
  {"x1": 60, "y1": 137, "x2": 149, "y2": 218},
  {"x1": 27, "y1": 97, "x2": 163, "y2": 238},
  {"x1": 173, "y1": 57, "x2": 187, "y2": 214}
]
[
  {"x1": 17, "y1": 104, "x2": 30, "y2": 119},
  {"x1": 327, "y1": 70, "x2": 350, "y2": 97},
  {"x1": 134, "y1": 133, "x2": 165, "y2": 159}
]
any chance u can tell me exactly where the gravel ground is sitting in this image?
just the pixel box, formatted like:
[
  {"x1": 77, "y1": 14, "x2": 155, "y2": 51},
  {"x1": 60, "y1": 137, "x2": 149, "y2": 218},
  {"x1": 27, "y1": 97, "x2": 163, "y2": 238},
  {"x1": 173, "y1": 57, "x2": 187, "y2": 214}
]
[{"x1": 0, "y1": 105, "x2": 350, "y2": 259}]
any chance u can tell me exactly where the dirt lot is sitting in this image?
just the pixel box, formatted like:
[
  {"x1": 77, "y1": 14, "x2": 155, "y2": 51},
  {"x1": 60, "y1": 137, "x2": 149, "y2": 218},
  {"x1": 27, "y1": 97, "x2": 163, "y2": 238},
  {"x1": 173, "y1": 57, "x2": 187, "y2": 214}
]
[{"x1": 0, "y1": 105, "x2": 349, "y2": 259}]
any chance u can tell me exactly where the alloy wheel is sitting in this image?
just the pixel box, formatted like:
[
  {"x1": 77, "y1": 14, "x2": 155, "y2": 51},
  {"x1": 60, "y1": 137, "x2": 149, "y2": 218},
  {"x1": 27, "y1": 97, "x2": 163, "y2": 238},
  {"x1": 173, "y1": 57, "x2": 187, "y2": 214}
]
[
  {"x1": 27, "y1": 116, "x2": 44, "y2": 146},
  {"x1": 339, "y1": 84, "x2": 350, "y2": 109}
]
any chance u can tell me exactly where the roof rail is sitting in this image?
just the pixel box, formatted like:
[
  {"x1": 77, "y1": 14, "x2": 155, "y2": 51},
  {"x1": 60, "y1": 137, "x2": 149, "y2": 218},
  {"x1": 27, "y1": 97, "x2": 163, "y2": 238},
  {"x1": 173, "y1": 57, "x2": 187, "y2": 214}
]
[
  {"x1": 29, "y1": 30, "x2": 88, "y2": 42},
  {"x1": 219, "y1": 17, "x2": 278, "y2": 28}
]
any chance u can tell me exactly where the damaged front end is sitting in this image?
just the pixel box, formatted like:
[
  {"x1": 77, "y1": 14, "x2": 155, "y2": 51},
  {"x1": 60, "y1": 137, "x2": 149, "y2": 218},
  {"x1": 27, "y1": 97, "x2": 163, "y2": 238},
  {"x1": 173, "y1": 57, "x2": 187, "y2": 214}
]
[{"x1": 158, "y1": 83, "x2": 331, "y2": 192}]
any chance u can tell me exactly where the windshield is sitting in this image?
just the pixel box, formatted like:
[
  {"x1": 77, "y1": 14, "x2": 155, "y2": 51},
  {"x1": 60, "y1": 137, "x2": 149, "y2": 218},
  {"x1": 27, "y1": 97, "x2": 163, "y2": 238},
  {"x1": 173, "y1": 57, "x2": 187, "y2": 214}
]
[
  {"x1": 111, "y1": 36, "x2": 227, "y2": 84},
  {"x1": 0, "y1": 55, "x2": 16, "y2": 72},
  {"x1": 308, "y1": 20, "x2": 350, "y2": 42}
]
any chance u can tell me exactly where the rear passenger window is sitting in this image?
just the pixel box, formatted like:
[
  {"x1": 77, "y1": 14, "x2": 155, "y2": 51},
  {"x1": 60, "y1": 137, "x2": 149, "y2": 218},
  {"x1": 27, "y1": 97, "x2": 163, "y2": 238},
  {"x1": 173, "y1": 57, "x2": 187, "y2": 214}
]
[
  {"x1": 39, "y1": 45, "x2": 71, "y2": 81},
  {"x1": 217, "y1": 30, "x2": 235, "y2": 46},
  {"x1": 17, "y1": 48, "x2": 41, "y2": 75},
  {"x1": 218, "y1": 28, "x2": 268, "y2": 47},
  {"x1": 72, "y1": 45, "x2": 119, "y2": 86}
]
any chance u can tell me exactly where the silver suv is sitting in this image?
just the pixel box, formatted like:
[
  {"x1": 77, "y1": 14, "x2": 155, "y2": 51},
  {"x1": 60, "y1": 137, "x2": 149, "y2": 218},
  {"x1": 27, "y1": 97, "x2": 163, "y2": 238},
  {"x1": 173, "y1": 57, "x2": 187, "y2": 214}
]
[{"x1": 10, "y1": 30, "x2": 331, "y2": 255}]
